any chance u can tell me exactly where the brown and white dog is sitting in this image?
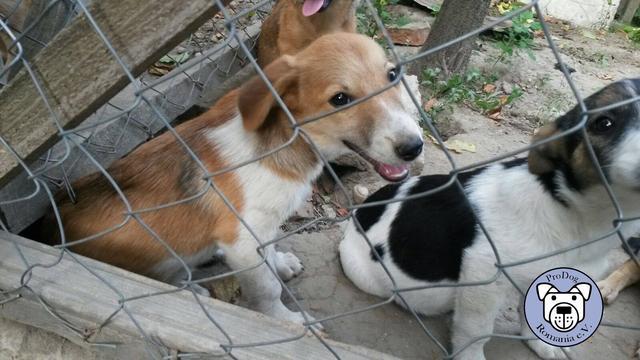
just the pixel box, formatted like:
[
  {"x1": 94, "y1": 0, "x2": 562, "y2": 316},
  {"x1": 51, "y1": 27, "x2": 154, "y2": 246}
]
[
  {"x1": 257, "y1": 0, "x2": 359, "y2": 66},
  {"x1": 44, "y1": 33, "x2": 423, "y2": 325}
]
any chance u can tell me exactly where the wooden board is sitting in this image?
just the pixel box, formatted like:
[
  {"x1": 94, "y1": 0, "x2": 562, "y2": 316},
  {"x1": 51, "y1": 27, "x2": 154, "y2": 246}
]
[
  {"x1": 0, "y1": 0, "x2": 32, "y2": 31},
  {"x1": 0, "y1": 21, "x2": 261, "y2": 234},
  {"x1": 0, "y1": 0, "x2": 229, "y2": 187},
  {"x1": 0, "y1": 231, "x2": 398, "y2": 359}
]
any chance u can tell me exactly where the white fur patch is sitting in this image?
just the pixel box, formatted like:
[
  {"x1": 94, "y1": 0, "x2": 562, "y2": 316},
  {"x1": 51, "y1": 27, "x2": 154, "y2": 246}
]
[{"x1": 340, "y1": 162, "x2": 640, "y2": 360}]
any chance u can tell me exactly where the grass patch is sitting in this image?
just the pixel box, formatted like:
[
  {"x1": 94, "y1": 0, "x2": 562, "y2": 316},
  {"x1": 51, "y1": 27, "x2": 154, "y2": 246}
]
[
  {"x1": 491, "y1": 2, "x2": 541, "y2": 61},
  {"x1": 356, "y1": 0, "x2": 412, "y2": 37},
  {"x1": 421, "y1": 67, "x2": 523, "y2": 120}
]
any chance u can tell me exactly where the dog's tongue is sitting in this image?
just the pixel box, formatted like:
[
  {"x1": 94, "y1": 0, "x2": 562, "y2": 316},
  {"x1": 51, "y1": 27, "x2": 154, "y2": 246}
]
[
  {"x1": 302, "y1": 0, "x2": 324, "y2": 16},
  {"x1": 375, "y1": 163, "x2": 409, "y2": 182}
]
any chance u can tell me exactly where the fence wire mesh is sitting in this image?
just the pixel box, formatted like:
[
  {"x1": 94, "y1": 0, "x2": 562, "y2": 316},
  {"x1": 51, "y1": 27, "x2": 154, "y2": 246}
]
[{"x1": 0, "y1": 0, "x2": 639, "y2": 358}]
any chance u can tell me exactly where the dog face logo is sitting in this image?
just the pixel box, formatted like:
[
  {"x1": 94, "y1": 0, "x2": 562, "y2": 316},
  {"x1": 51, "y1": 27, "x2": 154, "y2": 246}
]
[
  {"x1": 525, "y1": 268, "x2": 603, "y2": 348},
  {"x1": 537, "y1": 283, "x2": 591, "y2": 332}
]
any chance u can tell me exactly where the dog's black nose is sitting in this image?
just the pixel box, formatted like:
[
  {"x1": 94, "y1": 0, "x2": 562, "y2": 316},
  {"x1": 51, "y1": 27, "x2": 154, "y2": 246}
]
[
  {"x1": 395, "y1": 138, "x2": 424, "y2": 161},
  {"x1": 556, "y1": 306, "x2": 572, "y2": 315}
]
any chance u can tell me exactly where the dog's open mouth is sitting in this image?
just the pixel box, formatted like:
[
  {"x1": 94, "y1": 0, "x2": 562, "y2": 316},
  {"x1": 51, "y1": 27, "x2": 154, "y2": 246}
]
[
  {"x1": 344, "y1": 141, "x2": 409, "y2": 182},
  {"x1": 302, "y1": 0, "x2": 332, "y2": 16}
]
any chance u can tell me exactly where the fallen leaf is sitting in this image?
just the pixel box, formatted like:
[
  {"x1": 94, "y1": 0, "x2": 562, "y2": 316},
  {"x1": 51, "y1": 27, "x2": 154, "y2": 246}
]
[
  {"x1": 483, "y1": 83, "x2": 497, "y2": 93},
  {"x1": 443, "y1": 139, "x2": 477, "y2": 154},
  {"x1": 149, "y1": 52, "x2": 192, "y2": 77},
  {"x1": 498, "y1": 95, "x2": 509, "y2": 106},
  {"x1": 159, "y1": 52, "x2": 191, "y2": 65},
  {"x1": 148, "y1": 63, "x2": 173, "y2": 76},
  {"x1": 581, "y1": 30, "x2": 597, "y2": 40},
  {"x1": 426, "y1": 134, "x2": 477, "y2": 154},
  {"x1": 424, "y1": 98, "x2": 438, "y2": 112},
  {"x1": 488, "y1": 109, "x2": 503, "y2": 121},
  {"x1": 496, "y1": 1, "x2": 512, "y2": 15}
]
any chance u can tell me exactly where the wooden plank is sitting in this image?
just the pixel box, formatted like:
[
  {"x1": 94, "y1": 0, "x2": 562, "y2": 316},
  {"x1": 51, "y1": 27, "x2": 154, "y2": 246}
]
[
  {"x1": 0, "y1": 21, "x2": 261, "y2": 234},
  {"x1": 0, "y1": 0, "x2": 31, "y2": 30},
  {"x1": 1, "y1": 0, "x2": 77, "y2": 83},
  {"x1": 0, "y1": 0, "x2": 230, "y2": 187},
  {"x1": 0, "y1": 232, "x2": 397, "y2": 359}
]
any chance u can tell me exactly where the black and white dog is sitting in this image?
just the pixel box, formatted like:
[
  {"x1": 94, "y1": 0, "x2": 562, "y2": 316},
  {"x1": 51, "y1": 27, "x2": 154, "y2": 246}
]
[{"x1": 339, "y1": 79, "x2": 640, "y2": 360}]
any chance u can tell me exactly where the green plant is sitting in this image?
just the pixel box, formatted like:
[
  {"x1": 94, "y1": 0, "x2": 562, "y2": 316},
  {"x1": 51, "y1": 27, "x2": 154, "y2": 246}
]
[
  {"x1": 493, "y1": 6, "x2": 541, "y2": 61},
  {"x1": 356, "y1": 0, "x2": 405, "y2": 37},
  {"x1": 623, "y1": 25, "x2": 640, "y2": 44},
  {"x1": 421, "y1": 67, "x2": 523, "y2": 120}
]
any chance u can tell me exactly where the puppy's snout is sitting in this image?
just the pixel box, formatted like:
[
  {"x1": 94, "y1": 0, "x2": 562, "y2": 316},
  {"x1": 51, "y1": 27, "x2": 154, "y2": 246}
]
[
  {"x1": 395, "y1": 138, "x2": 424, "y2": 161},
  {"x1": 556, "y1": 306, "x2": 572, "y2": 315}
]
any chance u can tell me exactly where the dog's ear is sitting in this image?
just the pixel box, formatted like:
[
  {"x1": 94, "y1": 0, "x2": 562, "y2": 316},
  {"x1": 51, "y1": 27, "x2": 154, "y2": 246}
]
[
  {"x1": 571, "y1": 283, "x2": 591, "y2": 301},
  {"x1": 537, "y1": 283, "x2": 556, "y2": 300},
  {"x1": 528, "y1": 121, "x2": 571, "y2": 175},
  {"x1": 238, "y1": 55, "x2": 298, "y2": 131}
]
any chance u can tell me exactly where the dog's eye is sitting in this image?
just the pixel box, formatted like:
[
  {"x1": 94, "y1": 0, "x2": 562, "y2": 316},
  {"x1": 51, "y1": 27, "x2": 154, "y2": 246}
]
[
  {"x1": 572, "y1": 295, "x2": 577, "y2": 301},
  {"x1": 388, "y1": 68, "x2": 399, "y2": 82},
  {"x1": 551, "y1": 295, "x2": 556, "y2": 301},
  {"x1": 590, "y1": 116, "x2": 615, "y2": 134},
  {"x1": 329, "y1": 92, "x2": 352, "y2": 107}
]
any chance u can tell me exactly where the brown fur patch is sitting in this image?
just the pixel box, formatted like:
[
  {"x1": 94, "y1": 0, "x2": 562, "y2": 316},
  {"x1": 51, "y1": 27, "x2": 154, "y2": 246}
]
[
  {"x1": 246, "y1": 33, "x2": 404, "y2": 182},
  {"x1": 48, "y1": 33, "x2": 410, "y2": 278},
  {"x1": 600, "y1": 259, "x2": 640, "y2": 304},
  {"x1": 528, "y1": 123, "x2": 564, "y2": 175},
  {"x1": 48, "y1": 92, "x2": 244, "y2": 276},
  {"x1": 257, "y1": 0, "x2": 358, "y2": 66}
]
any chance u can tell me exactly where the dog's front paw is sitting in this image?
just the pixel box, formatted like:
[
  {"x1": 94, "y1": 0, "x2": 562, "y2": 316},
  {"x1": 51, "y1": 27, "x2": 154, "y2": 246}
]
[
  {"x1": 275, "y1": 251, "x2": 304, "y2": 281},
  {"x1": 527, "y1": 340, "x2": 569, "y2": 359},
  {"x1": 597, "y1": 279, "x2": 621, "y2": 305}
]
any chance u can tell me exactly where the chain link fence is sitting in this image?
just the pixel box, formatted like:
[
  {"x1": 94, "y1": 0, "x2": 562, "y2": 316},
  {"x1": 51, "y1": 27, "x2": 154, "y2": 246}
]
[{"x1": 1, "y1": 0, "x2": 639, "y2": 358}]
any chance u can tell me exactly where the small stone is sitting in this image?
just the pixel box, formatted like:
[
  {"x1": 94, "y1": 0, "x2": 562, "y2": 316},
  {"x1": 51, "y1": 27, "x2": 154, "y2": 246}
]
[
  {"x1": 321, "y1": 204, "x2": 337, "y2": 219},
  {"x1": 206, "y1": 276, "x2": 241, "y2": 304},
  {"x1": 353, "y1": 185, "x2": 370, "y2": 204},
  {"x1": 384, "y1": 5, "x2": 432, "y2": 47},
  {"x1": 501, "y1": 81, "x2": 515, "y2": 95}
]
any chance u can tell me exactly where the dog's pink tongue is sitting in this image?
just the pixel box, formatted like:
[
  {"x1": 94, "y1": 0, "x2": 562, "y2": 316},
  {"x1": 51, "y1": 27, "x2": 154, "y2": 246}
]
[
  {"x1": 302, "y1": 0, "x2": 324, "y2": 16},
  {"x1": 375, "y1": 163, "x2": 409, "y2": 182}
]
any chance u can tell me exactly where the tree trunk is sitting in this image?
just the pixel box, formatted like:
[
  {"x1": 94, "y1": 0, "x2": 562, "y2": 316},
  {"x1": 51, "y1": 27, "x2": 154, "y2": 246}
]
[{"x1": 408, "y1": 0, "x2": 492, "y2": 77}]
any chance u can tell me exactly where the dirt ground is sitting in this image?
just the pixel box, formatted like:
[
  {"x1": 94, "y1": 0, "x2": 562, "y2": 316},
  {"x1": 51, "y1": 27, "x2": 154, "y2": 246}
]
[{"x1": 2, "y1": 6, "x2": 640, "y2": 360}]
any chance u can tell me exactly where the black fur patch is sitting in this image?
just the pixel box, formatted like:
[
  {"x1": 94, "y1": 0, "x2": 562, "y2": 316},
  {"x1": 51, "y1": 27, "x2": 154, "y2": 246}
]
[
  {"x1": 501, "y1": 157, "x2": 528, "y2": 169},
  {"x1": 627, "y1": 237, "x2": 640, "y2": 255},
  {"x1": 353, "y1": 182, "x2": 401, "y2": 233},
  {"x1": 536, "y1": 167, "x2": 576, "y2": 207},
  {"x1": 386, "y1": 171, "x2": 482, "y2": 281},
  {"x1": 502, "y1": 156, "x2": 577, "y2": 206},
  {"x1": 370, "y1": 244, "x2": 385, "y2": 262}
]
